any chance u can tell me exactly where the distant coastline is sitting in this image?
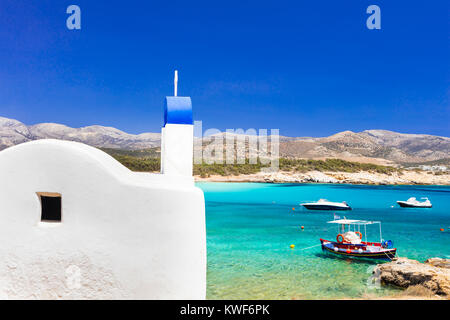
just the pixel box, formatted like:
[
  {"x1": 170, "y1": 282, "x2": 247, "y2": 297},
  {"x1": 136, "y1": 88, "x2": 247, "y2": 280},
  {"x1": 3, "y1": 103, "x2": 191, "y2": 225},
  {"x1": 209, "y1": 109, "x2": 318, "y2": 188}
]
[
  {"x1": 102, "y1": 147, "x2": 450, "y2": 186},
  {"x1": 195, "y1": 170, "x2": 450, "y2": 185}
]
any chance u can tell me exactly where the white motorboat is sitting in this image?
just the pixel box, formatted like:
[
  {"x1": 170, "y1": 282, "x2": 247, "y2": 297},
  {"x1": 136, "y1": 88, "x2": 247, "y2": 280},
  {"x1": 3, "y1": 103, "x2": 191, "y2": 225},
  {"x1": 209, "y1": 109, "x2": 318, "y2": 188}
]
[
  {"x1": 396, "y1": 197, "x2": 432, "y2": 208},
  {"x1": 301, "y1": 199, "x2": 351, "y2": 211}
]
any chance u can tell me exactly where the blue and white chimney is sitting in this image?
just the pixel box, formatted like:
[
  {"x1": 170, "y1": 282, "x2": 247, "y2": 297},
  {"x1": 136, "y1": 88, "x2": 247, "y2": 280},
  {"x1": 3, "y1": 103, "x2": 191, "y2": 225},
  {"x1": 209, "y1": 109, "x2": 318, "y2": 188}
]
[{"x1": 160, "y1": 71, "x2": 194, "y2": 176}]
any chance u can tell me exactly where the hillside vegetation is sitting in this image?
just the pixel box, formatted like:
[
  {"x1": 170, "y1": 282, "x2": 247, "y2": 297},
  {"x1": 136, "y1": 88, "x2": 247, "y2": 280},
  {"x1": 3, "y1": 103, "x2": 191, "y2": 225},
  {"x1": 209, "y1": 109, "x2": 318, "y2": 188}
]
[
  {"x1": 102, "y1": 148, "x2": 403, "y2": 176},
  {"x1": 279, "y1": 158, "x2": 400, "y2": 174},
  {"x1": 102, "y1": 148, "x2": 160, "y2": 172}
]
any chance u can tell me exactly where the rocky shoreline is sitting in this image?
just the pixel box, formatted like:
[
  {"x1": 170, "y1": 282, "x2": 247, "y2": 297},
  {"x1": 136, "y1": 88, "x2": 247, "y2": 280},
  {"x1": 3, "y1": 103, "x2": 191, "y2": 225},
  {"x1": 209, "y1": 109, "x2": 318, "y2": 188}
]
[
  {"x1": 195, "y1": 170, "x2": 450, "y2": 185},
  {"x1": 372, "y1": 257, "x2": 450, "y2": 298}
]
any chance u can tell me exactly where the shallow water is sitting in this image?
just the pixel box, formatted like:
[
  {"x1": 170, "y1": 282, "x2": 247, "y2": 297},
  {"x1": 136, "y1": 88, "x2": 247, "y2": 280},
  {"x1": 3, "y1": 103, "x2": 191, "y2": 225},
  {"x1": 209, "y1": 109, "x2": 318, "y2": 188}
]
[{"x1": 197, "y1": 183, "x2": 450, "y2": 299}]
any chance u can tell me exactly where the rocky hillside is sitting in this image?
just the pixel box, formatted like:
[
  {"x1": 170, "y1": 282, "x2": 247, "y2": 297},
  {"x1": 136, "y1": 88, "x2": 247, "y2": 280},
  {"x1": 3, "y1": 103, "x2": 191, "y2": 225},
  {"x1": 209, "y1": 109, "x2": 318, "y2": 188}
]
[
  {"x1": 0, "y1": 117, "x2": 160, "y2": 150},
  {"x1": 0, "y1": 116, "x2": 449, "y2": 165},
  {"x1": 280, "y1": 130, "x2": 450, "y2": 164}
]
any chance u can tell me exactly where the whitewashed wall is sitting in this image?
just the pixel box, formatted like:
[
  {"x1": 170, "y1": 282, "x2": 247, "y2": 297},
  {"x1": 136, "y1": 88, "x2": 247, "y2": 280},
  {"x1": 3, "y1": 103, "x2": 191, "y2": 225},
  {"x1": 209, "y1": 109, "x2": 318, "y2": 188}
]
[
  {"x1": 0, "y1": 139, "x2": 206, "y2": 299},
  {"x1": 161, "y1": 124, "x2": 194, "y2": 176}
]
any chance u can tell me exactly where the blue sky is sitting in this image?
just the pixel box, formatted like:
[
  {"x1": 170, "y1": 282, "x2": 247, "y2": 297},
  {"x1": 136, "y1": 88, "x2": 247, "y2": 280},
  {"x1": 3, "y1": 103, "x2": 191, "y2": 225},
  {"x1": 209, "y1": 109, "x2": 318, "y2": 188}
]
[{"x1": 0, "y1": 0, "x2": 448, "y2": 137}]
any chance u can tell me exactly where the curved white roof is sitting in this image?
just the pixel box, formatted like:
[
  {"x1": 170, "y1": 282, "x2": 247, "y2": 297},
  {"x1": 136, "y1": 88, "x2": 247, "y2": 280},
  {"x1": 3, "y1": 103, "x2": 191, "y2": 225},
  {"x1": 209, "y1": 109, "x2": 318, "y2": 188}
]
[
  {"x1": 0, "y1": 139, "x2": 130, "y2": 176},
  {"x1": 0, "y1": 139, "x2": 194, "y2": 188}
]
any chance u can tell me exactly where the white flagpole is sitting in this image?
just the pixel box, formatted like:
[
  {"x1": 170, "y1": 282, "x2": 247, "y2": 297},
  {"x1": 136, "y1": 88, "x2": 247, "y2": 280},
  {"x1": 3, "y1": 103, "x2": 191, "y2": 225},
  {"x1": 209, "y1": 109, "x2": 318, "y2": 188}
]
[{"x1": 174, "y1": 70, "x2": 178, "y2": 97}]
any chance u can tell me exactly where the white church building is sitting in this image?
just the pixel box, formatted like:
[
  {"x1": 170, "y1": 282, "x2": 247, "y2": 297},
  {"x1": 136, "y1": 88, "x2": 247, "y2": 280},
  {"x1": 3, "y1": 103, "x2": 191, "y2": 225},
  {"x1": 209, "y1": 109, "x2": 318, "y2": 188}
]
[{"x1": 0, "y1": 73, "x2": 206, "y2": 299}]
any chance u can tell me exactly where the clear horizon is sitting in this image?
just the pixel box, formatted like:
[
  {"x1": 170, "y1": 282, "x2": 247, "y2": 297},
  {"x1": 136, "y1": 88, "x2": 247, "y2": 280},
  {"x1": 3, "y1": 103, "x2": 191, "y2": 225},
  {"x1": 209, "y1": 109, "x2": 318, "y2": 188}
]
[{"x1": 0, "y1": 1, "x2": 448, "y2": 137}]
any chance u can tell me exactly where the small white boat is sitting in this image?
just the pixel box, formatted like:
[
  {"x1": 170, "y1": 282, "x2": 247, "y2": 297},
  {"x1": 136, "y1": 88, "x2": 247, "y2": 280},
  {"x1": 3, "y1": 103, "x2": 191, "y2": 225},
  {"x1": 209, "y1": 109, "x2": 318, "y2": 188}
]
[
  {"x1": 301, "y1": 199, "x2": 351, "y2": 211},
  {"x1": 397, "y1": 197, "x2": 432, "y2": 208}
]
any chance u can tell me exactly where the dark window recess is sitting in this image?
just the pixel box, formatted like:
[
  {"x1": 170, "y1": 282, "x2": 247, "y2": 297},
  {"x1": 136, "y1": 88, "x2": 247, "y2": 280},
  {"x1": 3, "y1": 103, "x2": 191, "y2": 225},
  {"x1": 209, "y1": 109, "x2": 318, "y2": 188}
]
[{"x1": 40, "y1": 195, "x2": 62, "y2": 222}]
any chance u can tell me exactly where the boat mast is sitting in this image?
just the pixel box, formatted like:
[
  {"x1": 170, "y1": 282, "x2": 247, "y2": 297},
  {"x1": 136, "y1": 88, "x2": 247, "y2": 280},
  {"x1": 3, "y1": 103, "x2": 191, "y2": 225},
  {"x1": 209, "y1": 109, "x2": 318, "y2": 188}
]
[
  {"x1": 364, "y1": 224, "x2": 367, "y2": 243},
  {"x1": 379, "y1": 223, "x2": 382, "y2": 243}
]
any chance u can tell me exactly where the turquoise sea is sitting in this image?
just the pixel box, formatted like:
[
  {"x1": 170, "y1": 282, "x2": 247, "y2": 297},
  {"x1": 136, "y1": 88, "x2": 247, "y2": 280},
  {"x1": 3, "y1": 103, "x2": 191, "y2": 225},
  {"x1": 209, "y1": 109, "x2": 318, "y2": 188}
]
[{"x1": 197, "y1": 183, "x2": 450, "y2": 299}]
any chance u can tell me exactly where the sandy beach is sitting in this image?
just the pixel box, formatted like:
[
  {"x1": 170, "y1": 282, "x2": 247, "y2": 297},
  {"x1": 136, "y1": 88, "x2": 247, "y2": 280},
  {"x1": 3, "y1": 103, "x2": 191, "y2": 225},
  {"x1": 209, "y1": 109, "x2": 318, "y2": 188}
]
[{"x1": 195, "y1": 170, "x2": 450, "y2": 185}]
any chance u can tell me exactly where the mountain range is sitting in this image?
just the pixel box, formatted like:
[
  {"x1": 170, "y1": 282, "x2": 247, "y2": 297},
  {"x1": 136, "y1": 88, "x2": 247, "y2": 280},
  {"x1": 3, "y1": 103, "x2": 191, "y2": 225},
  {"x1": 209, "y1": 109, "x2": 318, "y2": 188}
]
[
  {"x1": 0, "y1": 117, "x2": 160, "y2": 150},
  {"x1": 1, "y1": 116, "x2": 449, "y2": 165}
]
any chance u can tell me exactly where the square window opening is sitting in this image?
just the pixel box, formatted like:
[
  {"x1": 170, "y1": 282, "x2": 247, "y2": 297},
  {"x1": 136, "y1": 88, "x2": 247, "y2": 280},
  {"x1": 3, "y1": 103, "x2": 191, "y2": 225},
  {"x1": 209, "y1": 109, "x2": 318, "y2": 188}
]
[{"x1": 37, "y1": 192, "x2": 62, "y2": 222}]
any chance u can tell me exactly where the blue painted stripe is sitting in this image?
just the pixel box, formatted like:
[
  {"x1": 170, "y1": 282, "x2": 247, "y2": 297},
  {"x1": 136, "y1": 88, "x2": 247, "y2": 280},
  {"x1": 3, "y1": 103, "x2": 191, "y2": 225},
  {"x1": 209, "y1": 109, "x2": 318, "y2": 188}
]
[{"x1": 164, "y1": 96, "x2": 193, "y2": 126}]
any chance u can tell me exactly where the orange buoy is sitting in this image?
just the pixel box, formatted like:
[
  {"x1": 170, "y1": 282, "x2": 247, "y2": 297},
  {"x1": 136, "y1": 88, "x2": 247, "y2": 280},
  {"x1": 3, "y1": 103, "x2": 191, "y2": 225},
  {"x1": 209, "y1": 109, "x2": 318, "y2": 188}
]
[
  {"x1": 355, "y1": 231, "x2": 362, "y2": 239},
  {"x1": 346, "y1": 249, "x2": 351, "y2": 254},
  {"x1": 301, "y1": 226, "x2": 304, "y2": 230},
  {"x1": 292, "y1": 207, "x2": 295, "y2": 211},
  {"x1": 440, "y1": 228, "x2": 444, "y2": 232},
  {"x1": 290, "y1": 244, "x2": 295, "y2": 249},
  {"x1": 336, "y1": 234, "x2": 344, "y2": 243}
]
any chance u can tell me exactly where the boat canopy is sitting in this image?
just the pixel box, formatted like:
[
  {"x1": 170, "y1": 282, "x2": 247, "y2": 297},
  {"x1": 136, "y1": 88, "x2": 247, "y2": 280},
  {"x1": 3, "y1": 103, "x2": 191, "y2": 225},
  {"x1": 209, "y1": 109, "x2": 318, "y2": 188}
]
[
  {"x1": 328, "y1": 218, "x2": 383, "y2": 243},
  {"x1": 327, "y1": 219, "x2": 380, "y2": 225}
]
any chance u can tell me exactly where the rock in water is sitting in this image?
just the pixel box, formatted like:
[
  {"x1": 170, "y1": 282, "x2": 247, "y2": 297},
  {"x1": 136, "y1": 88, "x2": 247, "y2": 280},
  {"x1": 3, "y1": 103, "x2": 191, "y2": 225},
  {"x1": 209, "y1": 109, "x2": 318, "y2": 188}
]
[
  {"x1": 373, "y1": 257, "x2": 450, "y2": 296},
  {"x1": 425, "y1": 258, "x2": 450, "y2": 269}
]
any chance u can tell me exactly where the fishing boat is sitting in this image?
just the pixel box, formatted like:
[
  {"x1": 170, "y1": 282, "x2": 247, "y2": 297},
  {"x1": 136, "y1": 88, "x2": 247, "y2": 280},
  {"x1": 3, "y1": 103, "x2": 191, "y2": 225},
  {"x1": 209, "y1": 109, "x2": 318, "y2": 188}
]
[
  {"x1": 397, "y1": 197, "x2": 432, "y2": 208},
  {"x1": 301, "y1": 199, "x2": 351, "y2": 211},
  {"x1": 319, "y1": 218, "x2": 396, "y2": 261}
]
